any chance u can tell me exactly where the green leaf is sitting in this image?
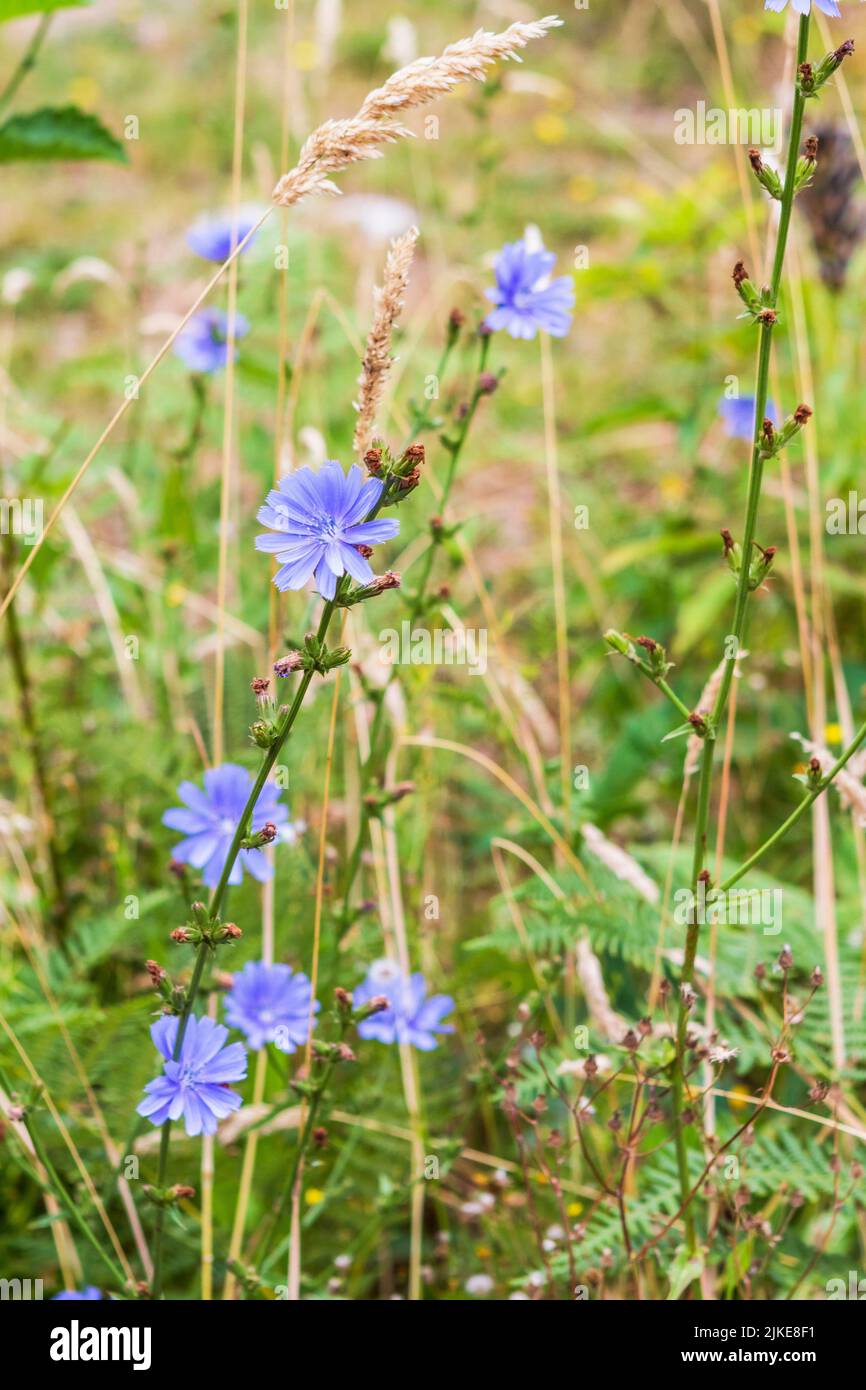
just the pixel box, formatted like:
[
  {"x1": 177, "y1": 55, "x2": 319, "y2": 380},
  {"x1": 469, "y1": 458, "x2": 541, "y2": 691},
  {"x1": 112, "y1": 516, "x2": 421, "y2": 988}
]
[
  {"x1": 0, "y1": 105, "x2": 127, "y2": 163},
  {"x1": 0, "y1": 0, "x2": 88, "y2": 18},
  {"x1": 667, "y1": 1245, "x2": 704, "y2": 1300},
  {"x1": 661, "y1": 720, "x2": 692, "y2": 743}
]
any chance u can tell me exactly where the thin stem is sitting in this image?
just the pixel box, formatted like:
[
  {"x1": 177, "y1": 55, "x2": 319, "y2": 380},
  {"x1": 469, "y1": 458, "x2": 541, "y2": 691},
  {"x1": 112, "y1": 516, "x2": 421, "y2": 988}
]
[
  {"x1": 0, "y1": 12, "x2": 52, "y2": 117},
  {"x1": 720, "y1": 713, "x2": 866, "y2": 892},
  {"x1": 669, "y1": 10, "x2": 812, "y2": 1259}
]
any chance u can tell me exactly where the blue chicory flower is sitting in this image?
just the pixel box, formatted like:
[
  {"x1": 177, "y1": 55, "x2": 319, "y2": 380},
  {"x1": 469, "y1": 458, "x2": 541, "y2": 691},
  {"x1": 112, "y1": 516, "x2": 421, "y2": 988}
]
[
  {"x1": 354, "y1": 958, "x2": 455, "y2": 1052},
  {"x1": 255, "y1": 460, "x2": 399, "y2": 601},
  {"x1": 224, "y1": 960, "x2": 319, "y2": 1052},
  {"x1": 137, "y1": 1014, "x2": 247, "y2": 1138},
  {"x1": 483, "y1": 233, "x2": 574, "y2": 340},
  {"x1": 187, "y1": 206, "x2": 262, "y2": 262},
  {"x1": 765, "y1": 0, "x2": 840, "y2": 17},
  {"x1": 53, "y1": 1286, "x2": 105, "y2": 1300},
  {"x1": 719, "y1": 395, "x2": 778, "y2": 441},
  {"x1": 173, "y1": 308, "x2": 249, "y2": 374},
  {"x1": 163, "y1": 762, "x2": 299, "y2": 890}
]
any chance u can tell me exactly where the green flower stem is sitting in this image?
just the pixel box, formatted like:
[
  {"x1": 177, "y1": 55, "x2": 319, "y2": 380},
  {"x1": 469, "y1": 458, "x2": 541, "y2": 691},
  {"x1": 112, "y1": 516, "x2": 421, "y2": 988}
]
[
  {"x1": 148, "y1": 475, "x2": 407, "y2": 1296},
  {"x1": 719, "y1": 713, "x2": 866, "y2": 893},
  {"x1": 655, "y1": 676, "x2": 693, "y2": 724},
  {"x1": 670, "y1": 12, "x2": 812, "y2": 1261},
  {"x1": 0, "y1": 12, "x2": 52, "y2": 118},
  {"x1": 338, "y1": 335, "x2": 491, "y2": 926},
  {"x1": 150, "y1": 594, "x2": 342, "y2": 1298},
  {"x1": 256, "y1": 1028, "x2": 348, "y2": 1270}
]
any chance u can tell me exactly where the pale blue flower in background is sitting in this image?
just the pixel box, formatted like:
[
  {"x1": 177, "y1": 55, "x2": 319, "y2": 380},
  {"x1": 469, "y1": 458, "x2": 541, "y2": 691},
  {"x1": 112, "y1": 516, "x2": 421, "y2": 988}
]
[
  {"x1": 484, "y1": 229, "x2": 574, "y2": 339},
  {"x1": 187, "y1": 206, "x2": 262, "y2": 262},
  {"x1": 719, "y1": 395, "x2": 778, "y2": 441},
  {"x1": 225, "y1": 960, "x2": 319, "y2": 1052},
  {"x1": 173, "y1": 307, "x2": 248, "y2": 374},
  {"x1": 354, "y1": 958, "x2": 455, "y2": 1051}
]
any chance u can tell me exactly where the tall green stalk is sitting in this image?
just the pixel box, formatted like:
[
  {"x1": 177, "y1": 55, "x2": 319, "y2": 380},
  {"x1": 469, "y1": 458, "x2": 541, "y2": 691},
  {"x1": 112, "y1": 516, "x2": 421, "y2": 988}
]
[{"x1": 670, "y1": 13, "x2": 812, "y2": 1258}]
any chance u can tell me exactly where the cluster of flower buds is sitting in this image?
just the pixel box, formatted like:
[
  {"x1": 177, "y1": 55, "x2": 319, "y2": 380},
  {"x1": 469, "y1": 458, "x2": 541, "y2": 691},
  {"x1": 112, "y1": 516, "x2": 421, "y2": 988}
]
[
  {"x1": 143, "y1": 1183, "x2": 196, "y2": 1209},
  {"x1": 604, "y1": 629, "x2": 673, "y2": 681},
  {"x1": 732, "y1": 262, "x2": 777, "y2": 326},
  {"x1": 170, "y1": 901, "x2": 242, "y2": 950},
  {"x1": 248, "y1": 676, "x2": 290, "y2": 749},
  {"x1": 793, "y1": 135, "x2": 819, "y2": 195},
  {"x1": 722, "y1": 530, "x2": 776, "y2": 591},
  {"x1": 145, "y1": 959, "x2": 187, "y2": 1014},
  {"x1": 798, "y1": 39, "x2": 855, "y2": 99},
  {"x1": 446, "y1": 306, "x2": 465, "y2": 347},
  {"x1": 364, "y1": 440, "x2": 425, "y2": 503},
  {"x1": 758, "y1": 403, "x2": 812, "y2": 460},
  {"x1": 334, "y1": 985, "x2": 390, "y2": 1026},
  {"x1": 274, "y1": 631, "x2": 351, "y2": 680},
  {"x1": 240, "y1": 821, "x2": 278, "y2": 851},
  {"x1": 335, "y1": 570, "x2": 401, "y2": 609},
  {"x1": 794, "y1": 755, "x2": 825, "y2": 792},
  {"x1": 748, "y1": 147, "x2": 783, "y2": 201}
]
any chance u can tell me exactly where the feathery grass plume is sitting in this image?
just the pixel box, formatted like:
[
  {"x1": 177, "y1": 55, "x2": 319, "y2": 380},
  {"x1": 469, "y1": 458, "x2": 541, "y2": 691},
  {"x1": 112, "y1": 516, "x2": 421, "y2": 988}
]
[
  {"x1": 581, "y1": 822, "x2": 660, "y2": 905},
  {"x1": 353, "y1": 225, "x2": 419, "y2": 455},
  {"x1": 271, "y1": 18, "x2": 563, "y2": 207},
  {"x1": 791, "y1": 732, "x2": 866, "y2": 824}
]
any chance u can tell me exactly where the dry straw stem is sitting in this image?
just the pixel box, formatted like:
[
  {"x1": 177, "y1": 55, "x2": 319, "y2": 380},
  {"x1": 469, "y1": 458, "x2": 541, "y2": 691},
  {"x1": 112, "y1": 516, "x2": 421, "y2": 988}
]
[
  {"x1": 353, "y1": 225, "x2": 419, "y2": 455},
  {"x1": 0, "y1": 16, "x2": 561, "y2": 622}
]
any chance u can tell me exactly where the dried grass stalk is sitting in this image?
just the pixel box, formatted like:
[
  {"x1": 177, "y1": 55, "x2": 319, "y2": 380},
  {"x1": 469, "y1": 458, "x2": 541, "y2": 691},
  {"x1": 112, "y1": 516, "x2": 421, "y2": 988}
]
[
  {"x1": 581, "y1": 821, "x2": 660, "y2": 905},
  {"x1": 272, "y1": 17, "x2": 562, "y2": 207},
  {"x1": 353, "y1": 225, "x2": 419, "y2": 454},
  {"x1": 684, "y1": 649, "x2": 748, "y2": 777}
]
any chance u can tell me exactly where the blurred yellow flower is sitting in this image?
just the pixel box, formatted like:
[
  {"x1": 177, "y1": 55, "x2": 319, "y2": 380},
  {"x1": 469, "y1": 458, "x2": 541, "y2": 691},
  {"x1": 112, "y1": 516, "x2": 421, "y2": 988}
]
[
  {"x1": 728, "y1": 1084, "x2": 751, "y2": 1111},
  {"x1": 568, "y1": 174, "x2": 595, "y2": 203},
  {"x1": 825, "y1": 723, "x2": 843, "y2": 746},
  {"x1": 475, "y1": 1245, "x2": 492, "y2": 1259},
  {"x1": 68, "y1": 77, "x2": 99, "y2": 110},
  {"x1": 567, "y1": 1201, "x2": 583, "y2": 1217},
  {"x1": 305, "y1": 1187, "x2": 325, "y2": 1206},
  {"x1": 533, "y1": 112, "x2": 567, "y2": 145},
  {"x1": 293, "y1": 40, "x2": 318, "y2": 71},
  {"x1": 165, "y1": 581, "x2": 186, "y2": 608},
  {"x1": 660, "y1": 473, "x2": 687, "y2": 504}
]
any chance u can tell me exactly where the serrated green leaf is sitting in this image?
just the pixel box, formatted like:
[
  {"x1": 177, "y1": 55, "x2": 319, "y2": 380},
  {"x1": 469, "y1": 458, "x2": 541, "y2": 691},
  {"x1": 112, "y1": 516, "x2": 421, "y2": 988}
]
[
  {"x1": 0, "y1": 105, "x2": 127, "y2": 163},
  {"x1": 0, "y1": 0, "x2": 88, "y2": 19}
]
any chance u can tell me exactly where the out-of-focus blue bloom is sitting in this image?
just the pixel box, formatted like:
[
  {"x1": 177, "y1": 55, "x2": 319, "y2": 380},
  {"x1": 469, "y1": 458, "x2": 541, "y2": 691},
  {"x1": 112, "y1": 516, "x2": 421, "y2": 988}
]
[
  {"x1": 765, "y1": 0, "x2": 840, "y2": 17},
  {"x1": 137, "y1": 1014, "x2": 247, "y2": 1138},
  {"x1": 225, "y1": 960, "x2": 319, "y2": 1052},
  {"x1": 255, "y1": 461, "x2": 399, "y2": 601},
  {"x1": 354, "y1": 958, "x2": 455, "y2": 1052},
  {"x1": 173, "y1": 308, "x2": 249, "y2": 374},
  {"x1": 53, "y1": 1286, "x2": 105, "y2": 1300},
  {"x1": 163, "y1": 763, "x2": 299, "y2": 890},
  {"x1": 719, "y1": 395, "x2": 778, "y2": 441},
  {"x1": 186, "y1": 206, "x2": 262, "y2": 262},
  {"x1": 483, "y1": 233, "x2": 574, "y2": 340}
]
